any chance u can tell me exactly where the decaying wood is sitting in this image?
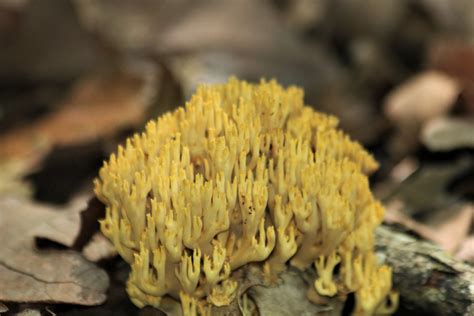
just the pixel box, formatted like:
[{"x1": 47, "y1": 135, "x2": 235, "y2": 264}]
[{"x1": 375, "y1": 225, "x2": 474, "y2": 315}]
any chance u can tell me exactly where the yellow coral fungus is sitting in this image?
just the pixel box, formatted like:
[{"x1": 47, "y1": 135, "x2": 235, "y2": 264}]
[{"x1": 95, "y1": 77, "x2": 396, "y2": 315}]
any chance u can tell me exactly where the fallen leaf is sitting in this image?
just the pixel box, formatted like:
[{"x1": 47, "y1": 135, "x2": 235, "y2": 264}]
[
  {"x1": 455, "y1": 236, "x2": 474, "y2": 263},
  {"x1": 429, "y1": 40, "x2": 474, "y2": 113},
  {"x1": 390, "y1": 157, "x2": 419, "y2": 183},
  {"x1": 0, "y1": 196, "x2": 109, "y2": 305},
  {"x1": 385, "y1": 200, "x2": 473, "y2": 256},
  {"x1": 32, "y1": 194, "x2": 89, "y2": 247},
  {"x1": 48, "y1": 259, "x2": 140, "y2": 315},
  {"x1": 0, "y1": 66, "x2": 155, "y2": 163},
  {"x1": 385, "y1": 70, "x2": 460, "y2": 123},
  {"x1": 384, "y1": 71, "x2": 460, "y2": 154},
  {"x1": 428, "y1": 204, "x2": 473, "y2": 253},
  {"x1": 384, "y1": 199, "x2": 440, "y2": 242},
  {"x1": 384, "y1": 159, "x2": 470, "y2": 216},
  {"x1": 374, "y1": 157, "x2": 420, "y2": 201},
  {"x1": 0, "y1": 160, "x2": 32, "y2": 199},
  {"x1": 421, "y1": 116, "x2": 474, "y2": 151},
  {"x1": 82, "y1": 232, "x2": 117, "y2": 262}
]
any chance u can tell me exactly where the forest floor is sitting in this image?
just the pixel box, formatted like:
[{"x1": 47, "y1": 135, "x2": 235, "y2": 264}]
[{"x1": 0, "y1": 1, "x2": 473, "y2": 315}]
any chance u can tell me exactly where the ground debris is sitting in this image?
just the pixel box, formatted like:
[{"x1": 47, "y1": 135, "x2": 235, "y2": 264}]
[{"x1": 0, "y1": 196, "x2": 108, "y2": 305}]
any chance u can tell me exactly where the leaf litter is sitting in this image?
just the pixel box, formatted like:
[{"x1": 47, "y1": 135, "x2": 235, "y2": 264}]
[
  {"x1": 1, "y1": 0, "x2": 474, "y2": 314},
  {"x1": 0, "y1": 195, "x2": 109, "y2": 305}
]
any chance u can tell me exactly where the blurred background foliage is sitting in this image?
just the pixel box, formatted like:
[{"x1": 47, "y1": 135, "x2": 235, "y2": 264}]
[{"x1": 0, "y1": 1, "x2": 473, "y2": 315}]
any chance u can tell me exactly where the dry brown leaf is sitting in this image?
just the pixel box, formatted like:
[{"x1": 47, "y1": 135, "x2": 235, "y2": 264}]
[
  {"x1": 390, "y1": 157, "x2": 419, "y2": 183},
  {"x1": 384, "y1": 159, "x2": 469, "y2": 216},
  {"x1": 82, "y1": 232, "x2": 117, "y2": 262},
  {"x1": 421, "y1": 116, "x2": 474, "y2": 151},
  {"x1": 0, "y1": 196, "x2": 108, "y2": 305},
  {"x1": 431, "y1": 204, "x2": 473, "y2": 253},
  {"x1": 385, "y1": 71, "x2": 460, "y2": 125},
  {"x1": 429, "y1": 40, "x2": 474, "y2": 113},
  {"x1": 385, "y1": 201, "x2": 473, "y2": 255},
  {"x1": 384, "y1": 71, "x2": 460, "y2": 153},
  {"x1": 0, "y1": 161, "x2": 32, "y2": 199},
  {"x1": 374, "y1": 157, "x2": 419, "y2": 201},
  {"x1": 455, "y1": 236, "x2": 474, "y2": 263},
  {"x1": 0, "y1": 67, "x2": 154, "y2": 163},
  {"x1": 384, "y1": 199, "x2": 440, "y2": 242},
  {"x1": 32, "y1": 195, "x2": 90, "y2": 247}
]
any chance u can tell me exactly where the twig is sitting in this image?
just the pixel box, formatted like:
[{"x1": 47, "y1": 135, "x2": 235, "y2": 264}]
[{"x1": 375, "y1": 225, "x2": 474, "y2": 315}]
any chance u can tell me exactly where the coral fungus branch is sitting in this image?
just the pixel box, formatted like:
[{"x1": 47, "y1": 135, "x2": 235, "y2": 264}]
[{"x1": 95, "y1": 77, "x2": 395, "y2": 315}]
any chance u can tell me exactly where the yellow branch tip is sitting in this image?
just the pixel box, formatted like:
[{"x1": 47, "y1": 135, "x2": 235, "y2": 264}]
[{"x1": 95, "y1": 77, "x2": 395, "y2": 315}]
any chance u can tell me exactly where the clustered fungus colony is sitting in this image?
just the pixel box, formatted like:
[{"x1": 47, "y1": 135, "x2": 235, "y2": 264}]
[{"x1": 95, "y1": 78, "x2": 398, "y2": 315}]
